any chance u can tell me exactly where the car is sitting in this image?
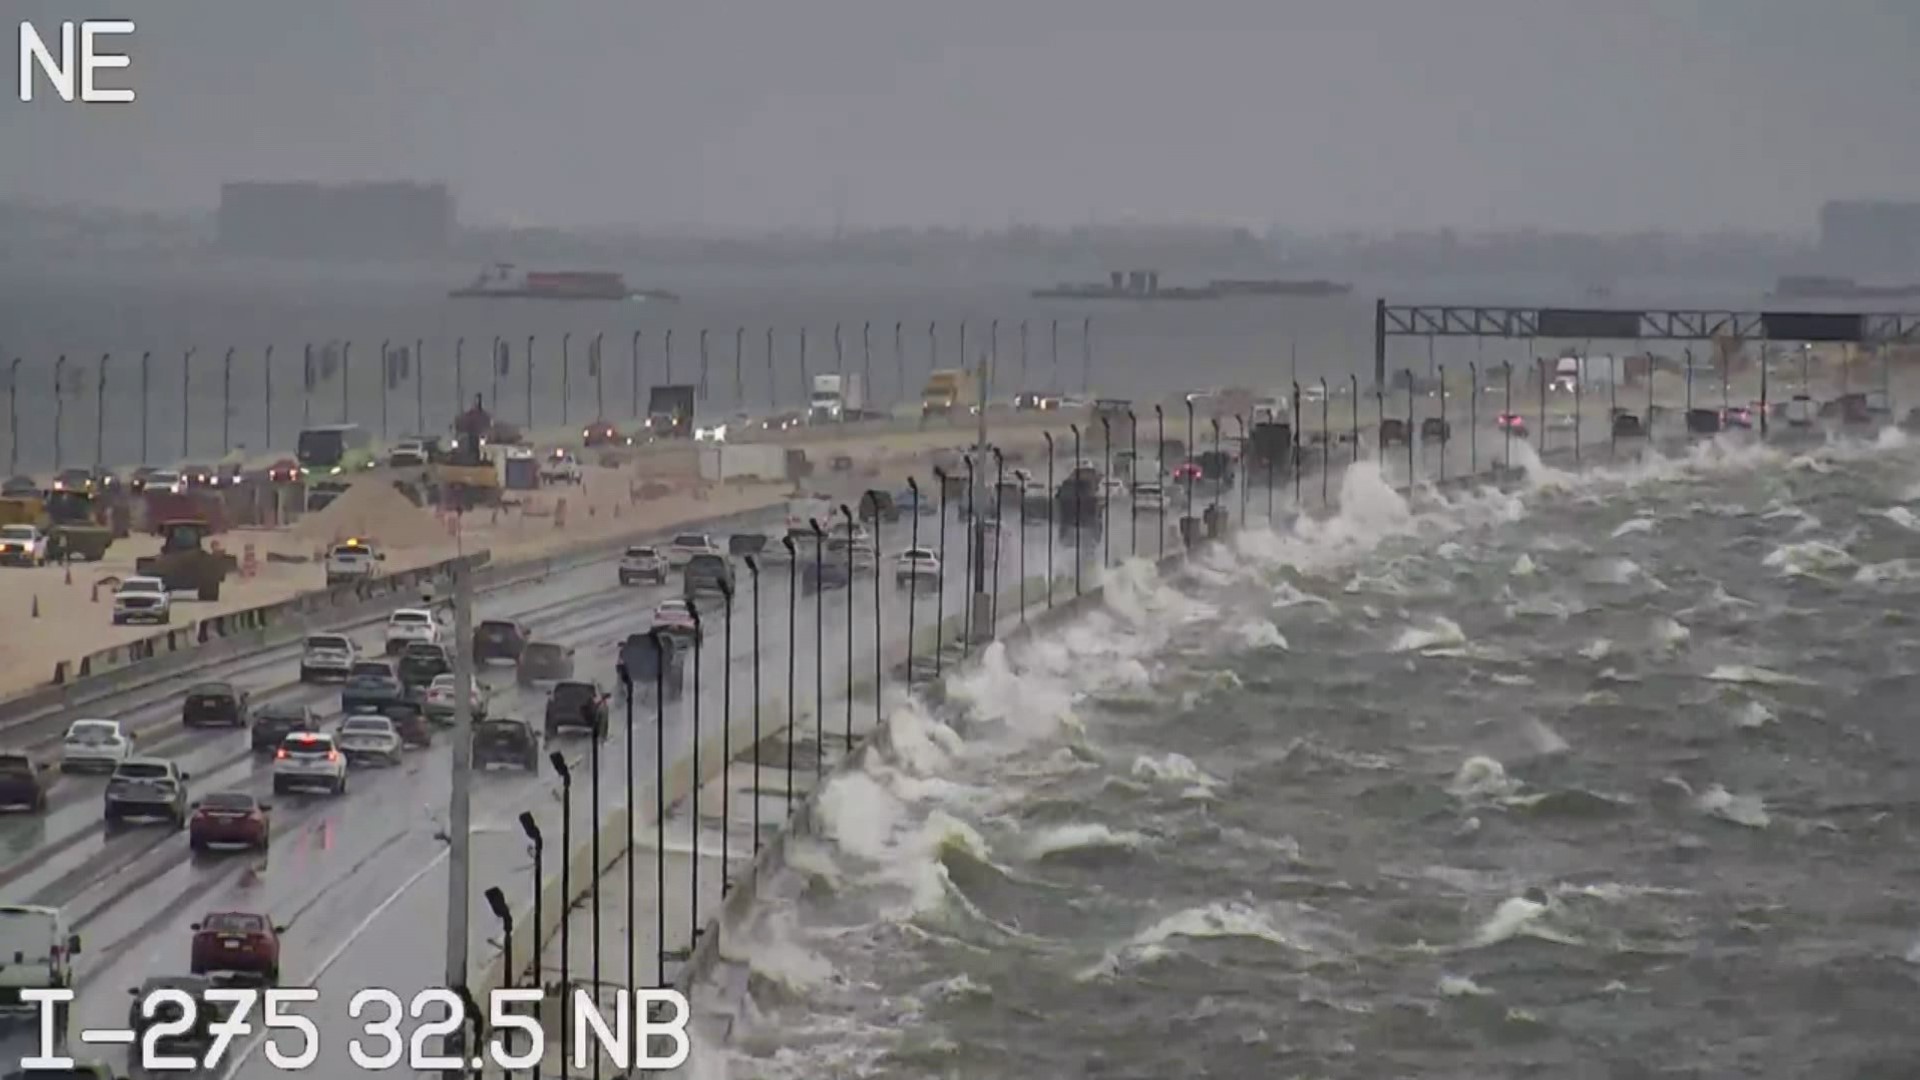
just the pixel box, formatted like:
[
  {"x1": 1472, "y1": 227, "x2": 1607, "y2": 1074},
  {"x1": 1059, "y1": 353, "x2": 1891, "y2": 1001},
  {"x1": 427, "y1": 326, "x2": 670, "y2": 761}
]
[
  {"x1": 802, "y1": 559, "x2": 852, "y2": 593},
  {"x1": 824, "y1": 535, "x2": 877, "y2": 571},
  {"x1": 188, "y1": 790, "x2": 272, "y2": 852},
  {"x1": 61, "y1": 719, "x2": 134, "y2": 773},
  {"x1": 1420, "y1": 417, "x2": 1452, "y2": 442},
  {"x1": 144, "y1": 467, "x2": 186, "y2": 494},
  {"x1": 349, "y1": 658, "x2": 395, "y2": 679},
  {"x1": 324, "y1": 539, "x2": 384, "y2": 587},
  {"x1": 857, "y1": 490, "x2": 900, "y2": 524},
  {"x1": 894, "y1": 547, "x2": 940, "y2": 589},
  {"x1": 0, "y1": 474, "x2": 39, "y2": 497},
  {"x1": 666, "y1": 533, "x2": 719, "y2": 569},
  {"x1": 1170, "y1": 461, "x2": 1203, "y2": 483},
  {"x1": 341, "y1": 669, "x2": 406, "y2": 714},
  {"x1": 108, "y1": 575, "x2": 172, "y2": 626},
  {"x1": 103, "y1": 758, "x2": 191, "y2": 828},
  {"x1": 397, "y1": 641, "x2": 453, "y2": 692},
  {"x1": 1377, "y1": 419, "x2": 1410, "y2": 446},
  {"x1": 617, "y1": 545, "x2": 669, "y2": 586},
  {"x1": 300, "y1": 633, "x2": 360, "y2": 682},
  {"x1": 1549, "y1": 413, "x2": 1577, "y2": 432},
  {"x1": 181, "y1": 681, "x2": 250, "y2": 729},
  {"x1": 0, "y1": 524, "x2": 48, "y2": 567},
  {"x1": 336, "y1": 715, "x2": 405, "y2": 766},
  {"x1": 424, "y1": 673, "x2": 488, "y2": 726},
  {"x1": 127, "y1": 974, "x2": 224, "y2": 1054},
  {"x1": 582, "y1": 421, "x2": 630, "y2": 448},
  {"x1": 384, "y1": 607, "x2": 443, "y2": 653},
  {"x1": 361, "y1": 699, "x2": 433, "y2": 747},
  {"x1": 1722, "y1": 404, "x2": 1755, "y2": 429},
  {"x1": 1495, "y1": 411, "x2": 1529, "y2": 437},
  {"x1": 540, "y1": 448, "x2": 585, "y2": 485},
  {"x1": 516, "y1": 640, "x2": 576, "y2": 686},
  {"x1": 267, "y1": 458, "x2": 301, "y2": 485},
  {"x1": 50, "y1": 467, "x2": 94, "y2": 494},
  {"x1": 1132, "y1": 482, "x2": 1167, "y2": 511},
  {"x1": 545, "y1": 681, "x2": 609, "y2": 739},
  {"x1": 188, "y1": 911, "x2": 284, "y2": 985},
  {"x1": 473, "y1": 618, "x2": 531, "y2": 663},
  {"x1": 388, "y1": 441, "x2": 429, "y2": 468},
  {"x1": 472, "y1": 718, "x2": 541, "y2": 771},
  {"x1": 0, "y1": 750, "x2": 55, "y2": 812},
  {"x1": 1611, "y1": 409, "x2": 1646, "y2": 438},
  {"x1": 273, "y1": 731, "x2": 348, "y2": 795},
  {"x1": 682, "y1": 553, "x2": 735, "y2": 599},
  {"x1": 651, "y1": 598, "x2": 703, "y2": 644},
  {"x1": 250, "y1": 702, "x2": 316, "y2": 752},
  {"x1": 180, "y1": 464, "x2": 214, "y2": 489}
]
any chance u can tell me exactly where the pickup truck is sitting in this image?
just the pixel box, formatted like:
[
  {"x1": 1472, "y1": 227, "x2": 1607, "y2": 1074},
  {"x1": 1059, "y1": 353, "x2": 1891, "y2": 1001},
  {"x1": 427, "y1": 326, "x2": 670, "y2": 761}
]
[{"x1": 539, "y1": 450, "x2": 583, "y2": 486}]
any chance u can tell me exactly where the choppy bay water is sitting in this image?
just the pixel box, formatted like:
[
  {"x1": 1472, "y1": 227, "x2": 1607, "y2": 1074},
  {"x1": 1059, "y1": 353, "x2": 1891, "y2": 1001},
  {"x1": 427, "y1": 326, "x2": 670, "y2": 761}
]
[{"x1": 690, "y1": 429, "x2": 1920, "y2": 1080}]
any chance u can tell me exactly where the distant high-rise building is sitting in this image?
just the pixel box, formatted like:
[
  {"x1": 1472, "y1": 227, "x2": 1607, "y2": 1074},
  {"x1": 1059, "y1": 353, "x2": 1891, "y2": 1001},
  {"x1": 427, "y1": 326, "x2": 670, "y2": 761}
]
[
  {"x1": 217, "y1": 181, "x2": 454, "y2": 259},
  {"x1": 1818, "y1": 200, "x2": 1920, "y2": 276}
]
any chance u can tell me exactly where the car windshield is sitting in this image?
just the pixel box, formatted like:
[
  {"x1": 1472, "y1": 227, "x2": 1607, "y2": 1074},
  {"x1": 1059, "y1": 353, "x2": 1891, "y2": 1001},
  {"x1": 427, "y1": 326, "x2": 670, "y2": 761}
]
[
  {"x1": 902, "y1": 548, "x2": 933, "y2": 560},
  {"x1": 331, "y1": 545, "x2": 372, "y2": 558},
  {"x1": 522, "y1": 643, "x2": 565, "y2": 664},
  {"x1": 430, "y1": 674, "x2": 457, "y2": 690},
  {"x1": 0, "y1": 526, "x2": 34, "y2": 540},
  {"x1": 477, "y1": 621, "x2": 516, "y2": 639},
  {"x1": 307, "y1": 636, "x2": 350, "y2": 651},
  {"x1": 672, "y1": 535, "x2": 706, "y2": 548},
  {"x1": 202, "y1": 912, "x2": 266, "y2": 933},
  {"x1": 656, "y1": 602, "x2": 689, "y2": 616},
  {"x1": 201, "y1": 792, "x2": 254, "y2": 811},
  {"x1": 342, "y1": 718, "x2": 391, "y2": 735},
  {"x1": 391, "y1": 612, "x2": 431, "y2": 625},
  {"x1": 550, "y1": 682, "x2": 595, "y2": 706},
  {"x1": 283, "y1": 734, "x2": 333, "y2": 753},
  {"x1": 116, "y1": 763, "x2": 169, "y2": 780},
  {"x1": 476, "y1": 721, "x2": 524, "y2": 737},
  {"x1": 0, "y1": 754, "x2": 33, "y2": 775},
  {"x1": 625, "y1": 547, "x2": 657, "y2": 558},
  {"x1": 187, "y1": 683, "x2": 233, "y2": 699},
  {"x1": 67, "y1": 721, "x2": 117, "y2": 742},
  {"x1": 688, "y1": 555, "x2": 727, "y2": 573}
]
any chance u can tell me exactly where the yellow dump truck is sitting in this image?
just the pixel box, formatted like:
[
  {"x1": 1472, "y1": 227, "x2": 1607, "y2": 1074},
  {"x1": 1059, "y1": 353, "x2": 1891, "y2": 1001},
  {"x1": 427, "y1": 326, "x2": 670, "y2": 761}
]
[
  {"x1": 0, "y1": 492, "x2": 117, "y2": 560},
  {"x1": 921, "y1": 369, "x2": 975, "y2": 418}
]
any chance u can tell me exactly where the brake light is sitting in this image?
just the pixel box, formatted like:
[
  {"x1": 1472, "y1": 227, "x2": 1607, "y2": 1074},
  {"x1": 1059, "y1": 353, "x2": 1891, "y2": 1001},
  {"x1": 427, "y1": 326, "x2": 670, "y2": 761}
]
[
  {"x1": 275, "y1": 748, "x2": 288, "y2": 760},
  {"x1": 326, "y1": 750, "x2": 339, "y2": 762}
]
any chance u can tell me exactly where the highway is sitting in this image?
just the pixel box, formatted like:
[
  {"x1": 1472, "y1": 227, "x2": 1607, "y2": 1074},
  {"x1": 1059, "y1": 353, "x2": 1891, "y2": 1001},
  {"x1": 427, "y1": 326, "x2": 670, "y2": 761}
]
[{"x1": 0, "y1": 494, "x2": 1101, "y2": 1077}]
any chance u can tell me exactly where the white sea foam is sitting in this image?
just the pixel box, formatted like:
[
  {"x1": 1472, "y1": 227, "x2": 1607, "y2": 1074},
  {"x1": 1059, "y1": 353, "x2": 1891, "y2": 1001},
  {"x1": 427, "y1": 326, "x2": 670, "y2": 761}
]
[
  {"x1": 1695, "y1": 783, "x2": 1771, "y2": 828},
  {"x1": 1024, "y1": 823, "x2": 1148, "y2": 860}
]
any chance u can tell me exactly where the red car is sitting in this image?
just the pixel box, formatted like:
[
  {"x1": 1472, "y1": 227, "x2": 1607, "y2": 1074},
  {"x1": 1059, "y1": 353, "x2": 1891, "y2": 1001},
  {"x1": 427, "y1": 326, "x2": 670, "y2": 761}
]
[
  {"x1": 187, "y1": 790, "x2": 271, "y2": 852},
  {"x1": 1171, "y1": 462, "x2": 1202, "y2": 482},
  {"x1": 267, "y1": 459, "x2": 300, "y2": 485},
  {"x1": 189, "y1": 911, "x2": 284, "y2": 984},
  {"x1": 1496, "y1": 412, "x2": 1529, "y2": 437},
  {"x1": 582, "y1": 421, "x2": 630, "y2": 448}
]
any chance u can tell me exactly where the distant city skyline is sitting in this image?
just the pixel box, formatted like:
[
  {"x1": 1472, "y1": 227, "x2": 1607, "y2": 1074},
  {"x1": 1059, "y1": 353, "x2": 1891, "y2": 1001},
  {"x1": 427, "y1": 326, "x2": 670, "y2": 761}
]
[{"x1": 5, "y1": 0, "x2": 1917, "y2": 235}]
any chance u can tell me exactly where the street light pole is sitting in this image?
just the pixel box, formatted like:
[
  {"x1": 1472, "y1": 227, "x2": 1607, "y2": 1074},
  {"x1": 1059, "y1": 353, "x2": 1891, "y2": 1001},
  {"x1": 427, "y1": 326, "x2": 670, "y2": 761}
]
[
  {"x1": 1153, "y1": 406, "x2": 1165, "y2": 556},
  {"x1": 53, "y1": 355, "x2": 66, "y2": 467},
  {"x1": 139, "y1": 351, "x2": 150, "y2": 463},
  {"x1": 1127, "y1": 410, "x2": 1139, "y2": 558},
  {"x1": 93, "y1": 354, "x2": 109, "y2": 467},
  {"x1": 442, "y1": 563, "x2": 476, "y2": 1053},
  {"x1": 746, "y1": 557, "x2": 763, "y2": 854},
  {"x1": 182, "y1": 348, "x2": 194, "y2": 458},
  {"x1": 263, "y1": 346, "x2": 273, "y2": 452},
  {"x1": 222, "y1": 347, "x2": 235, "y2": 454}
]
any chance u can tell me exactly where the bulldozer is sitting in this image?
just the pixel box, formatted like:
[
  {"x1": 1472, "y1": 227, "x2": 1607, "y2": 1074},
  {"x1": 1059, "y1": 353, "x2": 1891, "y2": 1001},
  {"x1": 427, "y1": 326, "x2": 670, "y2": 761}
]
[
  {"x1": 134, "y1": 519, "x2": 239, "y2": 601},
  {"x1": 431, "y1": 395, "x2": 503, "y2": 511}
]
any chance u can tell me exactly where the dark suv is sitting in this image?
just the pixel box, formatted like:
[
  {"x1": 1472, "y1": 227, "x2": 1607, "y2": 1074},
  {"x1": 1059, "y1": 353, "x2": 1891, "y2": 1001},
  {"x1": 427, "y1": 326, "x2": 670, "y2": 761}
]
[
  {"x1": 397, "y1": 643, "x2": 452, "y2": 693},
  {"x1": 473, "y1": 719, "x2": 540, "y2": 771},
  {"x1": 544, "y1": 681, "x2": 609, "y2": 739},
  {"x1": 473, "y1": 619, "x2": 530, "y2": 664},
  {"x1": 682, "y1": 553, "x2": 735, "y2": 600},
  {"x1": 250, "y1": 703, "x2": 317, "y2": 752},
  {"x1": 0, "y1": 750, "x2": 54, "y2": 811},
  {"x1": 182, "y1": 682, "x2": 250, "y2": 729}
]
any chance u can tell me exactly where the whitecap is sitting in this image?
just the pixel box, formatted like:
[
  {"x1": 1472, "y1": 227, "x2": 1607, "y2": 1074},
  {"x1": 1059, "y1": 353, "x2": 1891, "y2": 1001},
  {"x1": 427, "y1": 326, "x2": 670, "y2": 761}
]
[
  {"x1": 1762, "y1": 540, "x2": 1855, "y2": 577},
  {"x1": 1024, "y1": 823, "x2": 1147, "y2": 860},
  {"x1": 1392, "y1": 616, "x2": 1466, "y2": 653},
  {"x1": 1706, "y1": 664, "x2": 1815, "y2": 688},
  {"x1": 1610, "y1": 517, "x2": 1656, "y2": 539},
  {"x1": 1695, "y1": 783, "x2": 1771, "y2": 828},
  {"x1": 1438, "y1": 974, "x2": 1494, "y2": 997},
  {"x1": 1510, "y1": 553, "x2": 1538, "y2": 577},
  {"x1": 1448, "y1": 756, "x2": 1520, "y2": 799}
]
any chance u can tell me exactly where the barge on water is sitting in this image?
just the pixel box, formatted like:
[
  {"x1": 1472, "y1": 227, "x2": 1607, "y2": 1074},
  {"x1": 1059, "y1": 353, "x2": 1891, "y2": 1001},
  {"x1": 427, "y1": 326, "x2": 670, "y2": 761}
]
[
  {"x1": 450, "y1": 264, "x2": 680, "y2": 302},
  {"x1": 1032, "y1": 269, "x2": 1351, "y2": 301}
]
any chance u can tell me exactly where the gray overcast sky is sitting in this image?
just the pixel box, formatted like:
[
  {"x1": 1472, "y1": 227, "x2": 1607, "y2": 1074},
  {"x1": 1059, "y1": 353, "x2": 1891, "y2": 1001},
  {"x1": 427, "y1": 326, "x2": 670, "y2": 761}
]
[{"x1": 4, "y1": 0, "x2": 1917, "y2": 233}]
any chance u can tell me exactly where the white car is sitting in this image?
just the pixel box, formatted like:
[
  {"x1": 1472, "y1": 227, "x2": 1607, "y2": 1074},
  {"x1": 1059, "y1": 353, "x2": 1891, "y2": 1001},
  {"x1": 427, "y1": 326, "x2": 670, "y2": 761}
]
[
  {"x1": 143, "y1": 468, "x2": 185, "y2": 495},
  {"x1": 618, "y1": 545, "x2": 668, "y2": 586},
  {"x1": 539, "y1": 450, "x2": 583, "y2": 485},
  {"x1": 826, "y1": 535, "x2": 877, "y2": 571},
  {"x1": 384, "y1": 608, "x2": 442, "y2": 654},
  {"x1": 111, "y1": 576, "x2": 172, "y2": 625},
  {"x1": 651, "y1": 599, "x2": 701, "y2": 642},
  {"x1": 1132, "y1": 483, "x2": 1167, "y2": 511},
  {"x1": 895, "y1": 548, "x2": 940, "y2": 588},
  {"x1": 61, "y1": 719, "x2": 134, "y2": 773},
  {"x1": 299, "y1": 633, "x2": 360, "y2": 682},
  {"x1": 0, "y1": 524, "x2": 48, "y2": 567},
  {"x1": 666, "y1": 534, "x2": 719, "y2": 569},
  {"x1": 324, "y1": 540, "x2": 382, "y2": 587},
  {"x1": 388, "y1": 441, "x2": 429, "y2": 468},
  {"x1": 272, "y1": 731, "x2": 348, "y2": 794},
  {"x1": 1101, "y1": 478, "x2": 1129, "y2": 501},
  {"x1": 424, "y1": 673, "x2": 488, "y2": 723},
  {"x1": 335, "y1": 715, "x2": 404, "y2": 766}
]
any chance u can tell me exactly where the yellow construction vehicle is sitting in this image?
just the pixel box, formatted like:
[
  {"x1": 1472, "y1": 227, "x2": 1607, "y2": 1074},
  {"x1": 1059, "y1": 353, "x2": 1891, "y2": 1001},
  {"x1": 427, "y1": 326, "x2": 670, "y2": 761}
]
[
  {"x1": 431, "y1": 395, "x2": 502, "y2": 511},
  {"x1": 134, "y1": 519, "x2": 238, "y2": 601},
  {"x1": 45, "y1": 490, "x2": 117, "y2": 561}
]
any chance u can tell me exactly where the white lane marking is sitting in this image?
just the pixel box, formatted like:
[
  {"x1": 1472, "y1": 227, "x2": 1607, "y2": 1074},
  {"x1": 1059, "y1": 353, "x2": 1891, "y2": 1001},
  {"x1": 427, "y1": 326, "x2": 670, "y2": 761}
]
[{"x1": 215, "y1": 846, "x2": 448, "y2": 1080}]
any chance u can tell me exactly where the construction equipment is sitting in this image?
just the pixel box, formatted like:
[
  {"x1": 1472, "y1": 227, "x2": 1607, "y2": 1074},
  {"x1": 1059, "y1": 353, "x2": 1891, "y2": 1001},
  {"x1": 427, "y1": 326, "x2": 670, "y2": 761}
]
[
  {"x1": 432, "y1": 396, "x2": 502, "y2": 511},
  {"x1": 45, "y1": 490, "x2": 116, "y2": 561},
  {"x1": 134, "y1": 519, "x2": 239, "y2": 602},
  {"x1": 0, "y1": 495, "x2": 44, "y2": 528}
]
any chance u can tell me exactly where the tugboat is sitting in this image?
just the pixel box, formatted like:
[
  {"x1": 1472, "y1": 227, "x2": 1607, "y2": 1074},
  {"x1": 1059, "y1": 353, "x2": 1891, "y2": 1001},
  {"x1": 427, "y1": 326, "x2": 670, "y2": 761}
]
[{"x1": 450, "y1": 263, "x2": 679, "y2": 302}]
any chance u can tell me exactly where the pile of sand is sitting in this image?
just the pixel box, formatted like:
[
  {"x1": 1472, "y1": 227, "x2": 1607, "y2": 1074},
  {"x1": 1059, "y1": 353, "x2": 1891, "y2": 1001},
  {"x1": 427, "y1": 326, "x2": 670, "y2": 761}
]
[{"x1": 287, "y1": 480, "x2": 448, "y2": 550}]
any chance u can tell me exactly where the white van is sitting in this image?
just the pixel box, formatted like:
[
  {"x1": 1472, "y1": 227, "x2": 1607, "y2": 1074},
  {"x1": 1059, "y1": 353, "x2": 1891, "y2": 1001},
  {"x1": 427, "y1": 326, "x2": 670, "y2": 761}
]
[{"x1": 0, "y1": 904, "x2": 81, "y2": 1009}]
